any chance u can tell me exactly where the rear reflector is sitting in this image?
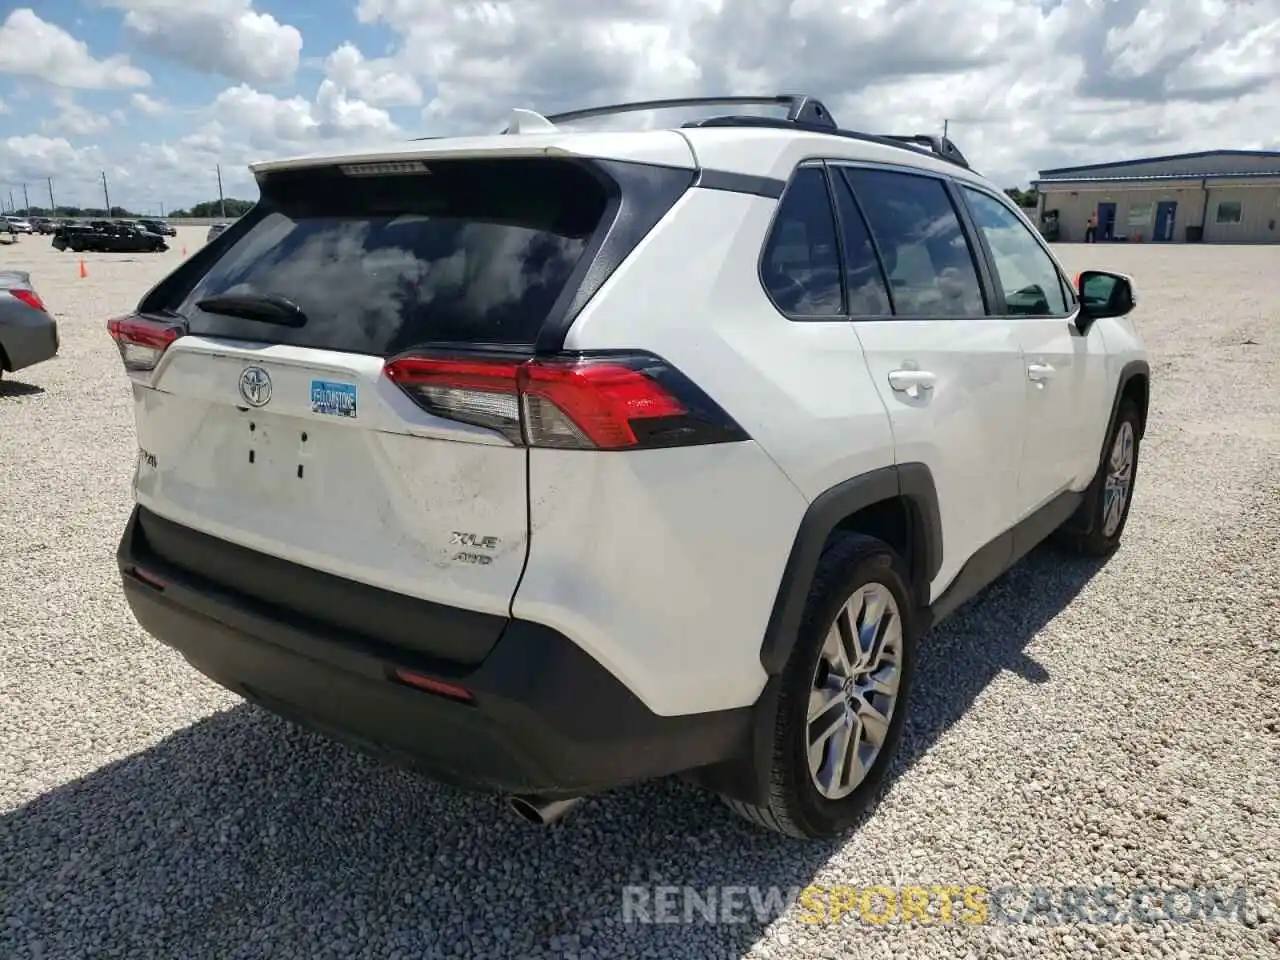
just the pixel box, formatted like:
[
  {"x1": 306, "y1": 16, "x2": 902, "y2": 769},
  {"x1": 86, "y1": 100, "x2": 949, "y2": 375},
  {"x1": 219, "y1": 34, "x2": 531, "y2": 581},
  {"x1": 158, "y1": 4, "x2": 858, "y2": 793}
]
[
  {"x1": 130, "y1": 566, "x2": 167, "y2": 590},
  {"x1": 384, "y1": 352, "x2": 749, "y2": 451},
  {"x1": 391, "y1": 668, "x2": 474, "y2": 702},
  {"x1": 107, "y1": 314, "x2": 185, "y2": 372},
  {"x1": 9, "y1": 289, "x2": 46, "y2": 313}
]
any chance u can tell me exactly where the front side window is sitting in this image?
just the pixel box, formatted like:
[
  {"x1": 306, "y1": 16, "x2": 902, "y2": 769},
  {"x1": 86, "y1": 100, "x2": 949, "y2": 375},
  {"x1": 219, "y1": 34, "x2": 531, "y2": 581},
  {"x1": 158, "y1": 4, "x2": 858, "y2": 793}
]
[
  {"x1": 760, "y1": 167, "x2": 844, "y2": 317},
  {"x1": 841, "y1": 168, "x2": 986, "y2": 318},
  {"x1": 962, "y1": 187, "x2": 1070, "y2": 316}
]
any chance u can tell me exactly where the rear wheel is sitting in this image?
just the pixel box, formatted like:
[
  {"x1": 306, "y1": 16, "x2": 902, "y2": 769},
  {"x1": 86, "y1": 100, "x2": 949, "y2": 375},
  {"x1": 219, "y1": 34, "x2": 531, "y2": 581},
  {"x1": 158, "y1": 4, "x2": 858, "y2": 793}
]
[{"x1": 722, "y1": 534, "x2": 918, "y2": 839}]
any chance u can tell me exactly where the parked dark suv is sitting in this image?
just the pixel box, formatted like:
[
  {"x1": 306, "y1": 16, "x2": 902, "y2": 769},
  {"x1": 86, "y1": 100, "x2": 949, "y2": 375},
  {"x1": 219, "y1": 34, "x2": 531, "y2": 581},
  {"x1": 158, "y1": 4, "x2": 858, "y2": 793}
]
[{"x1": 53, "y1": 221, "x2": 168, "y2": 253}]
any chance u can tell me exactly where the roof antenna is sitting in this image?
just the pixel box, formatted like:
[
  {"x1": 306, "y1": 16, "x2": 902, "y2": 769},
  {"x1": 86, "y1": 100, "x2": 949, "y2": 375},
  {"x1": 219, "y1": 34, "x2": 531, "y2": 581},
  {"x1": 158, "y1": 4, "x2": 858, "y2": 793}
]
[{"x1": 506, "y1": 108, "x2": 558, "y2": 134}]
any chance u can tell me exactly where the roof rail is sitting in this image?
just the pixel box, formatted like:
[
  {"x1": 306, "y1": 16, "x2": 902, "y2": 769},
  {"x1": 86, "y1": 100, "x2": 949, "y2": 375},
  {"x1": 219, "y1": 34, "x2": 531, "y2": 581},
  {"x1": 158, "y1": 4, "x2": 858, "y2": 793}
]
[
  {"x1": 540, "y1": 95, "x2": 838, "y2": 130},
  {"x1": 881, "y1": 134, "x2": 971, "y2": 170},
  {"x1": 681, "y1": 115, "x2": 972, "y2": 170},
  {"x1": 418, "y1": 94, "x2": 972, "y2": 170}
]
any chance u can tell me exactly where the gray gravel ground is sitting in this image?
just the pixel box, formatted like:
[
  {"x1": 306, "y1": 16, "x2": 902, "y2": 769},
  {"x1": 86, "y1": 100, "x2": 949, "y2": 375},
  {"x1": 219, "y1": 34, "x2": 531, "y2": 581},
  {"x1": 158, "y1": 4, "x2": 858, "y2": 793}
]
[{"x1": 2, "y1": 232, "x2": 1278, "y2": 959}]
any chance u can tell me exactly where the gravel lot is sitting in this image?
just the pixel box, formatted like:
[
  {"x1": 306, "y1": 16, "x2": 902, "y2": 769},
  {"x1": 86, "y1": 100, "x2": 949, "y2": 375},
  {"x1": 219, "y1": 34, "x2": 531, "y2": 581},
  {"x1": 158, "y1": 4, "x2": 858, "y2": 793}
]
[{"x1": 2, "y1": 230, "x2": 1277, "y2": 959}]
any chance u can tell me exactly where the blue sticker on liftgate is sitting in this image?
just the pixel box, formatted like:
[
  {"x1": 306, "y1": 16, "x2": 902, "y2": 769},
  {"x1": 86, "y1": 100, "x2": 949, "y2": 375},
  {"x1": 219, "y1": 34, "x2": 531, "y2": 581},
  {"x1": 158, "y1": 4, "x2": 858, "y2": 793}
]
[{"x1": 310, "y1": 380, "x2": 357, "y2": 418}]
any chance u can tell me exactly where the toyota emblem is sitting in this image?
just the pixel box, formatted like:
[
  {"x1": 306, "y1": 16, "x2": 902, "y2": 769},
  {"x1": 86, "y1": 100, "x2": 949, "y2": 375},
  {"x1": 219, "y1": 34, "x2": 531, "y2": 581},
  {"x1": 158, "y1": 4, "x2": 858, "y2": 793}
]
[{"x1": 238, "y1": 366, "x2": 272, "y2": 407}]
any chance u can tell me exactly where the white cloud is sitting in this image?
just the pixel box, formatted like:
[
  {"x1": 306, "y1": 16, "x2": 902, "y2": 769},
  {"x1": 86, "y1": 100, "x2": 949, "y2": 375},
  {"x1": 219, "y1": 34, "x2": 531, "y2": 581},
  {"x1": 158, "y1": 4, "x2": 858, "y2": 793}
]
[
  {"x1": 352, "y1": 0, "x2": 1280, "y2": 184},
  {"x1": 208, "y1": 80, "x2": 397, "y2": 151},
  {"x1": 104, "y1": 0, "x2": 302, "y2": 85},
  {"x1": 130, "y1": 93, "x2": 168, "y2": 116},
  {"x1": 2, "y1": 134, "x2": 105, "y2": 185},
  {"x1": 0, "y1": 8, "x2": 150, "y2": 89},
  {"x1": 5, "y1": 0, "x2": 1280, "y2": 209},
  {"x1": 324, "y1": 43, "x2": 423, "y2": 107},
  {"x1": 42, "y1": 93, "x2": 111, "y2": 136}
]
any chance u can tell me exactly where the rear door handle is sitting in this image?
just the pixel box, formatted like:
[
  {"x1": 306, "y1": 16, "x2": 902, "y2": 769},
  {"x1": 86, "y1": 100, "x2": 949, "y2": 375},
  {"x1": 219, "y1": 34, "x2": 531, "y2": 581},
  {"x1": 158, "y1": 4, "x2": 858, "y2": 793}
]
[
  {"x1": 1027, "y1": 363, "x2": 1056, "y2": 382},
  {"x1": 887, "y1": 369, "x2": 937, "y2": 397}
]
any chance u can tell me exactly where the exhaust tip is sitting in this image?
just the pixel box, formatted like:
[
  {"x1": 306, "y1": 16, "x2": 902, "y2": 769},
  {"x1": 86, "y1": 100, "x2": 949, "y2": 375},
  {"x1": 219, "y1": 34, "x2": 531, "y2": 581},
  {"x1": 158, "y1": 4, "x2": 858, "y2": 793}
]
[
  {"x1": 506, "y1": 794, "x2": 584, "y2": 826},
  {"x1": 508, "y1": 796, "x2": 546, "y2": 824}
]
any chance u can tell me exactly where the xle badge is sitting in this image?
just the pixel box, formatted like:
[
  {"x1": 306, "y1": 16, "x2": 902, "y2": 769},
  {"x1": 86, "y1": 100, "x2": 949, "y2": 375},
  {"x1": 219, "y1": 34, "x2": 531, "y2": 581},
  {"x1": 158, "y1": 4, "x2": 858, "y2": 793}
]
[{"x1": 450, "y1": 531, "x2": 500, "y2": 566}]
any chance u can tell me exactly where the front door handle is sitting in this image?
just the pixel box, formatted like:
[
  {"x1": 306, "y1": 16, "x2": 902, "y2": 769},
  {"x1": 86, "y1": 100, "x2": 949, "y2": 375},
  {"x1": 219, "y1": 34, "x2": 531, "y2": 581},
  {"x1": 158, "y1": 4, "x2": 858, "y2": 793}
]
[
  {"x1": 887, "y1": 369, "x2": 937, "y2": 397},
  {"x1": 1027, "y1": 363, "x2": 1056, "y2": 382}
]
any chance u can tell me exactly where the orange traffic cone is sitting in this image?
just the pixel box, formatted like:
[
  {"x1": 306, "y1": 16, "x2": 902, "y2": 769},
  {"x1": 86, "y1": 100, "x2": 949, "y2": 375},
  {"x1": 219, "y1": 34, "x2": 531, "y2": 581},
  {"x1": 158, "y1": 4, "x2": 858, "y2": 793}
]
[{"x1": 79, "y1": 259, "x2": 87, "y2": 279}]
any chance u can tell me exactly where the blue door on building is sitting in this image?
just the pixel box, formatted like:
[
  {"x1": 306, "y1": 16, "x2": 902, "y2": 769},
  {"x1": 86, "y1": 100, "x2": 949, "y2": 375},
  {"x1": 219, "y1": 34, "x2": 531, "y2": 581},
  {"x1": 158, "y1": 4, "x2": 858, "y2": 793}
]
[
  {"x1": 1096, "y1": 202, "x2": 1117, "y2": 241},
  {"x1": 1154, "y1": 201, "x2": 1178, "y2": 242}
]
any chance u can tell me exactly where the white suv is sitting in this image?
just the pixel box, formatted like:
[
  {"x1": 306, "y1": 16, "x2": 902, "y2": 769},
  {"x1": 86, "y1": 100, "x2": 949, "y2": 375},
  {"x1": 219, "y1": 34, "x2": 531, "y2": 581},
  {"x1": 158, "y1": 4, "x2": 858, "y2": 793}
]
[{"x1": 111, "y1": 95, "x2": 1149, "y2": 839}]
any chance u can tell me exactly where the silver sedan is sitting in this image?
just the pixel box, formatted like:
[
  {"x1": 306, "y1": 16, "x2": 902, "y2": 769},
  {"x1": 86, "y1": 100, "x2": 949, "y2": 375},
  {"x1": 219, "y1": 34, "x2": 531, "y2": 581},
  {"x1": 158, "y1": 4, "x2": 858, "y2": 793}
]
[{"x1": 0, "y1": 271, "x2": 58, "y2": 381}]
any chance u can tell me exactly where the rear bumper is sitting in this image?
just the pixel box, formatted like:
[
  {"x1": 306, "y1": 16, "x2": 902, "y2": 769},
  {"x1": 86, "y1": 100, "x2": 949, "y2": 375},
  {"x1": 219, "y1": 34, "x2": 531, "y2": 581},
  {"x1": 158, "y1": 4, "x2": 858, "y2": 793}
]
[{"x1": 117, "y1": 506, "x2": 751, "y2": 798}]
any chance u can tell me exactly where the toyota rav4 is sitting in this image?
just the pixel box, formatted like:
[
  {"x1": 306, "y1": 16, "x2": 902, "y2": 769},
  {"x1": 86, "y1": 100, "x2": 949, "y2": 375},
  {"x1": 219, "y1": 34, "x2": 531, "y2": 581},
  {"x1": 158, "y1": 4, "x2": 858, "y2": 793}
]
[{"x1": 111, "y1": 95, "x2": 1149, "y2": 839}]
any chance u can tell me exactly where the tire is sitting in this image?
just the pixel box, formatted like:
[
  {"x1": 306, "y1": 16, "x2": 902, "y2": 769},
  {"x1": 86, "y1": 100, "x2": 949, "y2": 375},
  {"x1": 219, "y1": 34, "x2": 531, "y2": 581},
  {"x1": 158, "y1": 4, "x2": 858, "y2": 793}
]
[
  {"x1": 1055, "y1": 399, "x2": 1142, "y2": 557},
  {"x1": 722, "y1": 534, "x2": 919, "y2": 839}
]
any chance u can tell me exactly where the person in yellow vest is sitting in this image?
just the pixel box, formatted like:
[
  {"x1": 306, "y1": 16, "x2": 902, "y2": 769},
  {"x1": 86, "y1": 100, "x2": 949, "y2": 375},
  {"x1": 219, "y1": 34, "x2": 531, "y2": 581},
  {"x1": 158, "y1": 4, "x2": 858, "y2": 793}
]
[{"x1": 1085, "y1": 210, "x2": 1098, "y2": 243}]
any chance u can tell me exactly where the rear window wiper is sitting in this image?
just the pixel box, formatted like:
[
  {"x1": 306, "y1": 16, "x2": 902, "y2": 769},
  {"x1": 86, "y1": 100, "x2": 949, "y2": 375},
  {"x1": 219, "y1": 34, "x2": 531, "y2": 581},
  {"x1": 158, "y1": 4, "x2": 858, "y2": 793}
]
[{"x1": 195, "y1": 292, "x2": 308, "y2": 328}]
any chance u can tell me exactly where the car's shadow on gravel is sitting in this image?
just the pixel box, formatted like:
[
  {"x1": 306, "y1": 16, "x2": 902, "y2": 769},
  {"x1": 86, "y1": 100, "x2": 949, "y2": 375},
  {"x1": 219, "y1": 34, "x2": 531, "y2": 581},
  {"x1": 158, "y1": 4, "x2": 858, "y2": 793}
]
[
  {"x1": 0, "y1": 545, "x2": 1104, "y2": 960},
  {"x1": 0, "y1": 378, "x2": 44, "y2": 397}
]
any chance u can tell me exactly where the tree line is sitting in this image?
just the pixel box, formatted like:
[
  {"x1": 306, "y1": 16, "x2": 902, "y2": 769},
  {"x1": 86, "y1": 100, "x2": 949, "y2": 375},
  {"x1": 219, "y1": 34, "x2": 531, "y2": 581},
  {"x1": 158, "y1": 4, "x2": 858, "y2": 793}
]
[
  {"x1": 5, "y1": 198, "x2": 256, "y2": 219},
  {"x1": 1004, "y1": 187, "x2": 1040, "y2": 208}
]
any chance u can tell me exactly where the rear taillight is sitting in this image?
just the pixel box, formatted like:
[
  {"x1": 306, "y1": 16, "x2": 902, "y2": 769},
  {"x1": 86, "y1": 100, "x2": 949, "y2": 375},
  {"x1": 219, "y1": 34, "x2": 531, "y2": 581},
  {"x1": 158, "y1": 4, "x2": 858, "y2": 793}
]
[
  {"x1": 9, "y1": 289, "x2": 46, "y2": 313},
  {"x1": 384, "y1": 352, "x2": 748, "y2": 451},
  {"x1": 107, "y1": 314, "x2": 184, "y2": 372}
]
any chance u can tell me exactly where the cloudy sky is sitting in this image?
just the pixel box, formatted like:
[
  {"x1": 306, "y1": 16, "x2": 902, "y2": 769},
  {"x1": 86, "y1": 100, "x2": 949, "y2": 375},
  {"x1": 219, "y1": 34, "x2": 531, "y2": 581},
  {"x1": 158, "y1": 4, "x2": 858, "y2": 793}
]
[{"x1": 0, "y1": 0, "x2": 1277, "y2": 213}]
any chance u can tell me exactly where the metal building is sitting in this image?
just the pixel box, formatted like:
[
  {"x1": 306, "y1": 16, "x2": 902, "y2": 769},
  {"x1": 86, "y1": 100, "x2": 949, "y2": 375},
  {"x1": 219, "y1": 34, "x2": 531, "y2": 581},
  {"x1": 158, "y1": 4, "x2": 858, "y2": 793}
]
[{"x1": 1031, "y1": 150, "x2": 1280, "y2": 244}]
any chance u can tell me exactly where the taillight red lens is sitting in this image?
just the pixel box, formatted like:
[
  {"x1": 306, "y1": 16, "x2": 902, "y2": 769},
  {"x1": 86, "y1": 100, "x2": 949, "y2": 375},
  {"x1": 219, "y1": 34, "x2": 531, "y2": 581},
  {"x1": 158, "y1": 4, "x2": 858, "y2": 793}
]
[
  {"x1": 519, "y1": 361, "x2": 685, "y2": 449},
  {"x1": 9, "y1": 289, "x2": 46, "y2": 313},
  {"x1": 384, "y1": 352, "x2": 746, "y2": 451},
  {"x1": 107, "y1": 315, "x2": 184, "y2": 372}
]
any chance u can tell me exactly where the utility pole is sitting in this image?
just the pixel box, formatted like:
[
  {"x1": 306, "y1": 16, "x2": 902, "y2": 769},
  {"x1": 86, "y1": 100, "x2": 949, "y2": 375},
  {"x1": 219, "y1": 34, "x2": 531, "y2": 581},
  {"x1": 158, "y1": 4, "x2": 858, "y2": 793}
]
[
  {"x1": 101, "y1": 170, "x2": 111, "y2": 215},
  {"x1": 942, "y1": 118, "x2": 950, "y2": 140},
  {"x1": 7, "y1": 190, "x2": 13, "y2": 213},
  {"x1": 216, "y1": 164, "x2": 226, "y2": 219},
  {"x1": 22, "y1": 183, "x2": 29, "y2": 213},
  {"x1": 47, "y1": 177, "x2": 55, "y2": 214}
]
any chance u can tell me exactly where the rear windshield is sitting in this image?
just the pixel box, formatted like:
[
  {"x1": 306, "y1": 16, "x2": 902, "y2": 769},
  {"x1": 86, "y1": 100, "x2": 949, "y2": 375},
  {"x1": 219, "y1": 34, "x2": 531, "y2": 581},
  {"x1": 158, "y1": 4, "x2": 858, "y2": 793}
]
[{"x1": 174, "y1": 158, "x2": 609, "y2": 355}]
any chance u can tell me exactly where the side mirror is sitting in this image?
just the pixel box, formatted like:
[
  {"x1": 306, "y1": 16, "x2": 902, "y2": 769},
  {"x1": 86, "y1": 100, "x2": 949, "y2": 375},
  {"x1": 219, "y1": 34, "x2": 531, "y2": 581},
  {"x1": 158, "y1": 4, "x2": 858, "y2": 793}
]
[{"x1": 1076, "y1": 270, "x2": 1137, "y2": 332}]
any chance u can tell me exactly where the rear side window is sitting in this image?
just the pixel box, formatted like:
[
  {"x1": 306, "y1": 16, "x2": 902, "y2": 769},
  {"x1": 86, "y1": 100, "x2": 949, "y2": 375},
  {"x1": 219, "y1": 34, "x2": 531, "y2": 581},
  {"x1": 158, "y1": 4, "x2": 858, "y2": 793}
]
[
  {"x1": 761, "y1": 167, "x2": 844, "y2": 317},
  {"x1": 840, "y1": 168, "x2": 986, "y2": 318},
  {"x1": 174, "y1": 158, "x2": 609, "y2": 355},
  {"x1": 829, "y1": 174, "x2": 892, "y2": 316}
]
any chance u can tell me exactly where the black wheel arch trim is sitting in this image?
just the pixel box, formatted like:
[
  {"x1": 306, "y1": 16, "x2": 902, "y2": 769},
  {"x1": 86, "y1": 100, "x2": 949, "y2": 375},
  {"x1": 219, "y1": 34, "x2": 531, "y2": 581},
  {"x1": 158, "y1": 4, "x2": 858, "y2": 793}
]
[
  {"x1": 757, "y1": 462, "x2": 943, "y2": 677},
  {"x1": 1064, "y1": 358, "x2": 1150, "y2": 537},
  {"x1": 1107, "y1": 360, "x2": 1151, "y2": 446}
]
